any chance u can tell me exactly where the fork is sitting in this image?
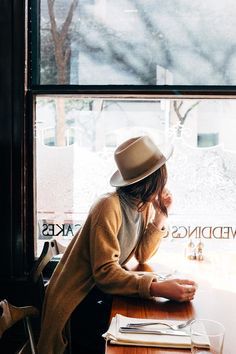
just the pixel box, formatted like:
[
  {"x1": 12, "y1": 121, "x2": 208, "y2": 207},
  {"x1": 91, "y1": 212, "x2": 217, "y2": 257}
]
[{"x1": 127, "y1": 318, "x2": 193, "y2": 331}]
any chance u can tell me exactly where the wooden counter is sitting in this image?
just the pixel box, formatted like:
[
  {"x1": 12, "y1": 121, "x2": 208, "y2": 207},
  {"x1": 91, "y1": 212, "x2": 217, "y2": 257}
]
[{"x1": 107, "y1": 245, "x2": 236, "y2": 354}]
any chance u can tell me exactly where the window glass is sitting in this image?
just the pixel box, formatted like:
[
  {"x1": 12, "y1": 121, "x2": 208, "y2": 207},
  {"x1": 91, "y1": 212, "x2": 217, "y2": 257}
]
[
  {"x1": 39, "y1": 0, "x2": 236, "y2": 85},
  {"x1": 35, "y1": 97, "x2": 236, "y2": 254},
  {"x1": 197, "y1": 132, "x2": 219, "y2": 147}
]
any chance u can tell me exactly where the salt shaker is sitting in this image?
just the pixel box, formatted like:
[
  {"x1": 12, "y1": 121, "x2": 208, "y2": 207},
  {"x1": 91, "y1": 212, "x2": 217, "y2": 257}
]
[
  {"x1": 186, "y1": 240, "x2": 196, "y2": 260},
  {"x1": 196, "y1": 241, "x2": 204, "y2": 261}
]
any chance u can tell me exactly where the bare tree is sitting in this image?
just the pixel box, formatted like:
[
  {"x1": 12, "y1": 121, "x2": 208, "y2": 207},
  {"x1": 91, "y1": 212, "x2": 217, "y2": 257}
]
[
  {"x1": 42, "y1": 1, "x2": 236, "y2": 86},
  {"x1": 47, "y1": 0, "x2": 78, "y2": 146},
  {"x1": 173, "y1": 100, "x2": 200, "y2": 137},
  {"x1": 47, "y1": 0, "x2": 78, "y2": 84}
]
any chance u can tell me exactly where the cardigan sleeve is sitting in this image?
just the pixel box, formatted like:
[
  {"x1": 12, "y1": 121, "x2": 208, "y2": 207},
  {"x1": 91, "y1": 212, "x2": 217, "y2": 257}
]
[
  {"x1": 134, "y1": 222, "x2": 167, "y2": 264},
  {"x1": 134, "y1": 203, "x2": 167, "y2": 264},
  {"x1": 90, "y1": 224, "x2": 155, "y2": 298},
  {"x1": 89, "y1": 196, "x2": 156, "y2": 298}
]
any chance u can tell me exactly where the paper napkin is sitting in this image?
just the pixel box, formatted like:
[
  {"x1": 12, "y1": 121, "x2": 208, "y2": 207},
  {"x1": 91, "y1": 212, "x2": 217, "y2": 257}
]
[{"x1": 103, "y1": 314, "x2": 210, "y2": 349}]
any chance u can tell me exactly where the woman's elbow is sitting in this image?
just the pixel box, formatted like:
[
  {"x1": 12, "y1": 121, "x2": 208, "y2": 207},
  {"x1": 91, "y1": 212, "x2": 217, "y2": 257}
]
[
  {"x1": 135, "y1": 249, "x2": 157, "y2": 264},
  {"x1": 135, "y1": 252, "x2": 150, "y2": 264}
]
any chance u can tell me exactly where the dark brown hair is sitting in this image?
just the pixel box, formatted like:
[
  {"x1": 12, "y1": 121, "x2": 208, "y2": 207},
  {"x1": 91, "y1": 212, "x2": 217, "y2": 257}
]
[{"x1": 117, "y1": 164, "x2": 168, "y2": 214}]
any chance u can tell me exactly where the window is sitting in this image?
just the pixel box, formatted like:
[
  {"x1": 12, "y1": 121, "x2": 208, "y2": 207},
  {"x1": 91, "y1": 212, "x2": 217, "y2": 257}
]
[
  {"x1": 31, "y1": 1, "x2": 236, "y2": 256},
  {"x1": 38, "y1": 0, "x2": 236, "y2": 86},
  {"x1": 197, "y1": 133, "x2": 219, "y2": 147}
]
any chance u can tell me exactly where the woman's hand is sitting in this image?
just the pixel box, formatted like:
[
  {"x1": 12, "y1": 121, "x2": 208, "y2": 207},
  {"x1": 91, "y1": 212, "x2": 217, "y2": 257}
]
[
  {"x1": 152, "y1": 188, "x2": 173, "y2": 230},
  {"x1": 161, "y1": 188, "x2": 173, "y2": 210},
  {"x1": 150, "y1": 278, "x2": 197, "y2": 302},
  {"x1": 152, "y1": 188, "x2": 173, "y2": 211}
]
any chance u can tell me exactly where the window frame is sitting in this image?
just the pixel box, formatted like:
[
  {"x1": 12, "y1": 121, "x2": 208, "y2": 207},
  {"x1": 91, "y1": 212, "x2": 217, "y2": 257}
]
[{"x1": 28, "y1": 0, "x2": 236, "y2": 257}]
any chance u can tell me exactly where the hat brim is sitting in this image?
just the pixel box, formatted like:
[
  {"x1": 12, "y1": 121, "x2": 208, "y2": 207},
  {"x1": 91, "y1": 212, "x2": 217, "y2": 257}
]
[{"x1": 110, "y1": 143, "x2": 174, "y2": 187}]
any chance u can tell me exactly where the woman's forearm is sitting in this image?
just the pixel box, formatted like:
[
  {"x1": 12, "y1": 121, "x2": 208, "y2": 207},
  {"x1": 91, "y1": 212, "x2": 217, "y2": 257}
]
[{"x1": 150, "y1": 279, "x2": 197, "y2": 302}]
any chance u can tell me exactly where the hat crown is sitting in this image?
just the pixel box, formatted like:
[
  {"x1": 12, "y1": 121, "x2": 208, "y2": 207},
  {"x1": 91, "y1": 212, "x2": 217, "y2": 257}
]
[{"x1": 114, "y1": 136, "x2": 164, "y2": 181}]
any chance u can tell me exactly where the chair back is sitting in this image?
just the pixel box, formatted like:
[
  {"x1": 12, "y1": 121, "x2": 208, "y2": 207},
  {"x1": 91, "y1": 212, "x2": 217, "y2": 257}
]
[
  {"x1": 31, "y1": 240, "x2": 63, "y2": 283},
  {"x1": 0, "y1": 299, "x2": 39, "y2": 354},
  {"x1": 0, "y1": 240, "x2": 67, "y2": 353},
  {"x1": 30, "y1": 239, "x2": 66, "y2": 308}
]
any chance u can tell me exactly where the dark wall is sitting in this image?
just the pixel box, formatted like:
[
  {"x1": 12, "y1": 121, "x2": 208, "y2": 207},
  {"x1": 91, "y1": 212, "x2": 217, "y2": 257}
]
[{"x1": 0, "y1": 0, "x2": 33, "y2": 293}]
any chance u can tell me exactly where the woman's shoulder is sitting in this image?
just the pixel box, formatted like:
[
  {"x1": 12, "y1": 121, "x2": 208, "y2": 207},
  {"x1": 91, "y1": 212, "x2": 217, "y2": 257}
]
[
  {"x1": 91, "y1": 192, "x2": 120, "y2": 212},
  {"x1": 88, "y1": 192, "x2": 122, "y2": 227}
]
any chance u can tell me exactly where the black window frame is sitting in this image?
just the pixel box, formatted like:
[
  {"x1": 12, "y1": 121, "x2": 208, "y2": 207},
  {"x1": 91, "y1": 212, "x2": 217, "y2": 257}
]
[{"x1": 28, "y1": 0, "x2": 236, "y2": 262}]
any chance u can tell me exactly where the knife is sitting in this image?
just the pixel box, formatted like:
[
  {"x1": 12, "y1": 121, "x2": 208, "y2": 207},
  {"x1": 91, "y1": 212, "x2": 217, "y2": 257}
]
[{"x1": 119, "y1": 326, "x2": 189, "y2": 336}]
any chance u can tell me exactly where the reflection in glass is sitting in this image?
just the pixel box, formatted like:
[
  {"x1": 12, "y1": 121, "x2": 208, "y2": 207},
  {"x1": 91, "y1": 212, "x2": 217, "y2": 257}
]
[{"x1": 39, "y1": 0, "x2": 236, "y2": 85}]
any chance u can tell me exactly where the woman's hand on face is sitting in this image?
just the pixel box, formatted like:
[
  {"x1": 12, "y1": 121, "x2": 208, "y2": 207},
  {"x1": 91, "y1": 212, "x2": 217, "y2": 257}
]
[
  {"x1": 152, "y1": 188, "x2": 173, "y2": 212},
  {"x1": 152, "y1": 188, "x2": 173, "y2": 229},
  {"x1": 162, "y1": 188, "x2": 173, "y2": 210},
  {"x1": 150, "y1": 278, "x2": 197, "y2": 302}
]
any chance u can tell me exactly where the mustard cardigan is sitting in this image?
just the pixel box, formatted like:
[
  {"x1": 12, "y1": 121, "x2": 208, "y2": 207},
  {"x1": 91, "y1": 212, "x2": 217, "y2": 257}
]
[{"x1": 37, "y1": 192, "x2": 166, "y2": 354}]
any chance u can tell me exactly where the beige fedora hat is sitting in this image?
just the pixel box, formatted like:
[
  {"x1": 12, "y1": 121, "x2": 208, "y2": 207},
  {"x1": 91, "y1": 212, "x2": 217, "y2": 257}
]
[{"x1": 110, "y1": 135, "x2": 173, "y2": 187}]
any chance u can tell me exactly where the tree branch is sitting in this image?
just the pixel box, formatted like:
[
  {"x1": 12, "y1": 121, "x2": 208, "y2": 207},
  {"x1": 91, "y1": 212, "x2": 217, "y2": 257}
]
[
  {"x1": 47, "y1": 0, "x2": 59, "y2": 44},
  {"x1": 183, "y1": 101, "x2": 200, "y2": 121},
  {"x1": 173, "y1": 100, "x2": 184, "y2": 123},
  {"x1": 60, "y1": 0, "x2": 78, "y2": 43},
  {"x1": 174, "y1": 100, "x2": 200, "y2": 128}
]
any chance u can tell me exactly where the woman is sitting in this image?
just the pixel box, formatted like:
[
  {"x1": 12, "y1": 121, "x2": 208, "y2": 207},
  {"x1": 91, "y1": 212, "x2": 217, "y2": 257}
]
[{"x1": 37, "y1": 135, "x2": 197, "y2": 354}]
